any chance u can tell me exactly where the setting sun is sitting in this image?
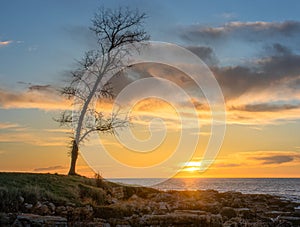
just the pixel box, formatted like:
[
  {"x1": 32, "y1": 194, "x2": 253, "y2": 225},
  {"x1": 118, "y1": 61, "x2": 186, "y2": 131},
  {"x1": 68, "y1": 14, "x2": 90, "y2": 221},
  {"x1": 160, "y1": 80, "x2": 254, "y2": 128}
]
[{"x1": 183, "y1": 161, "x2": 202, "y2": 172}]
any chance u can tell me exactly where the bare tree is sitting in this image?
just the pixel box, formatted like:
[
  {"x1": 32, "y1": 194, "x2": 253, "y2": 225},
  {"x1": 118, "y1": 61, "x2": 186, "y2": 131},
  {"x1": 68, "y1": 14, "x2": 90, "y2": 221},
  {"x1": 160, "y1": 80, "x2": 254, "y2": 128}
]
[{"x1": 56, "y1": 7, "x2": 149, "y2": 175}]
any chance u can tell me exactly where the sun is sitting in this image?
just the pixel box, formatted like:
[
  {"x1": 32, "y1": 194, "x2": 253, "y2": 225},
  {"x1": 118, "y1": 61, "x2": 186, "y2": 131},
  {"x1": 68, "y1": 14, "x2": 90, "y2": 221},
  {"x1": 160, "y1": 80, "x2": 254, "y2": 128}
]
[{"x1": 183, "y1": 161, "x2": 202, "y2": 172}]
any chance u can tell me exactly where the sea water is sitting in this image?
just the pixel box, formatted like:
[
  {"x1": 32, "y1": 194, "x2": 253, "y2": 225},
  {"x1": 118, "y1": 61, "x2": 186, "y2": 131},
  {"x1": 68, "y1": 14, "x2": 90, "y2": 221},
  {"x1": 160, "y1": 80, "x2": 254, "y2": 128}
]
[{"x1": 109, "y1": 178, "x2": 300, "y2": 203}]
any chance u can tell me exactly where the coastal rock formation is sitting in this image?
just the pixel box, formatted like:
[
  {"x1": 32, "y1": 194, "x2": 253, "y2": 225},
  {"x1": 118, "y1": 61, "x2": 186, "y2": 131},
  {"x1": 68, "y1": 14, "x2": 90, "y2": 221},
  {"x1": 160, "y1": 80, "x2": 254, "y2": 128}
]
[
  {"x1": 1, "y1": 189, "x2": 299, "y2": 226},
  {"x1": 0, "y1": 174, "x2": 299, "y2": 226}
]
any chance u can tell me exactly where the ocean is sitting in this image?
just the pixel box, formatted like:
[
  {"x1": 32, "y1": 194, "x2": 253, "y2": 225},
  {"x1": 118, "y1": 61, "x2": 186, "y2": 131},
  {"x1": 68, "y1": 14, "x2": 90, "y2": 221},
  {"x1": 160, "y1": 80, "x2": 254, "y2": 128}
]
[{"x1": 109, "y1": 178, "x2": 300, "y2": 203}]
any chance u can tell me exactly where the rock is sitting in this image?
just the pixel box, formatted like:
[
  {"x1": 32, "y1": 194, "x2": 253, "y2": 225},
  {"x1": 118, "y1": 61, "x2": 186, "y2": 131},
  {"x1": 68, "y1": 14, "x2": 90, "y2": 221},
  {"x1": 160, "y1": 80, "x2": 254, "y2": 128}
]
[
  {"x1": 106, "y1": 194, "x2": 113, "y2": 204},
  {"x1": 48, "y1": 202, "x2": 56, "y2": 212},
  {"x1": 32, "y1": 201, "x2": 50, "y2": 215},
  {"x1": 202, "y1": 202, "x2": 221, "y2": 214},
  {"x1": 56, "y1": 206, "x2": 66, "y2": 214},
  {"x1": 13, "y1": 214, "x2": 67, "y2": 226},
  {"x1": 279, "y1": 216, "x2": 300, "y2": 226},
  {"x1": 18, "y1": 196, "x2": 24, "y2": 204},
  {"x1": 231, "y1": 198, "x2": 242, "y2": 208},
  {"x1": 24, "y1": 203, "x2": 33, "y2": 210},
  {"x1": 0, "y1": 213, "x2": 10, "y2": 225},
  {"x1": 66, "y1": 202, "x2": 75, "y2": 207},
  {"x1": 159, "y1": 202, "x2": 169, "y2": 212},
  {"x1": 35, "y1": 201, "x2": 42, "y2": 209},
  {"x1": 295, "y1": 205, "x2": 300, "y2": 214},
  {"x1": 41, "y1": 204, "x2": 50, "y2": 215},
  {"x1": 235, "y1": 208, "x2": 254, "y2": 219},
  {"x1": 85, "y1": 204, "x2": 93, "y2": 212},
  {"x1": 220, "y1": 207, "x2": 237, "y2": 219},
  {"x1": 138, "y1": 213, "x2": 222, "y2": 226},
  {"x1": 111, "y1": 187, "x2": 124, "y2": 199},
  {"x1": 210, "y1": 214, "x2": 223, "y2": 227},
  {"x1": 174, "y1": 210, "x2": 207, "y2": 215},
  {"x1": 130, "y1": 194, "x2": 139, "y2": 200},
  {"x1": 153, "y1": 192, "x2": 174, "y2": 202},
  {"x1": 152, "y1": 209, "x2": 164, "y2": 215},
  {"x1": 111, "y1": 198, "x2": 118, "y2": 204}
]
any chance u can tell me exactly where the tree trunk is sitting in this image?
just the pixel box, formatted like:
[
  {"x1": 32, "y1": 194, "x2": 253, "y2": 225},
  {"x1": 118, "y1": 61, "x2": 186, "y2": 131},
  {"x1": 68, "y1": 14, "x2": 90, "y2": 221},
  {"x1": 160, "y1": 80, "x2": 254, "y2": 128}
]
[{"x1": 68, "y1": 140, "x2": 78, "y2": 175}]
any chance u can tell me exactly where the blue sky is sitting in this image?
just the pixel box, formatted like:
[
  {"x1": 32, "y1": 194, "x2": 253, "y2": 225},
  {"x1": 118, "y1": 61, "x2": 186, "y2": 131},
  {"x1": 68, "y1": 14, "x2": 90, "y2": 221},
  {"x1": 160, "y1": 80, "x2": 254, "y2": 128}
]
[
  {"x1": 1, "y1": 0, "x2": 300, "y2": 177},
  {"x1": 1, "y1": 0, "x2": 300, "y2": 87}
]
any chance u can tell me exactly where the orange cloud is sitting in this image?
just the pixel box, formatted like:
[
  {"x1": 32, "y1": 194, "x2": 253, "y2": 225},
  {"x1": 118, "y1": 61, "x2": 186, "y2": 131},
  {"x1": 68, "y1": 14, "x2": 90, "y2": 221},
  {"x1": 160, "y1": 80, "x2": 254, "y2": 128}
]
[
  {"x1": 0, "y1": 86, "x2": 72, "y2": 110},
  {"x1": 0, "y1": 40, "x2": 12, "y2": 47},
  {"x1": 0, "y1": 129, "x2": 69, "y2": 146},
  {"x1": 0, "y1": 122, "x2": 24, "y2": 130},
  {"x1": 210, "y1": 151, "x2": 300, "y2": 169}
]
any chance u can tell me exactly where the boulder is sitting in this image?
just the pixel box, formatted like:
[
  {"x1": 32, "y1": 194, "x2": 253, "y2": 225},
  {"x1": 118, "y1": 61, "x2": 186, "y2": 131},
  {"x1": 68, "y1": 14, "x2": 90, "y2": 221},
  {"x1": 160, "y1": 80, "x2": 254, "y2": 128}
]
[
  {"x1": 220, "y1": 207, "x2": 237, "y2": 219},
  {"x1": 18, "y1": 196, "x2": 24, "y2": 204},
  {"x1": 13, "y1": 214, "x2": 67, "y2": 226},
  {"x1": 48, "y1": 202, "x2": 56, "y2": 212},
  {"x1": 24, "y1": 203, "x2": 33, "y2": 210},
  {"x1": 111, "y1": 187, "x2": 124, "y2": 199}
]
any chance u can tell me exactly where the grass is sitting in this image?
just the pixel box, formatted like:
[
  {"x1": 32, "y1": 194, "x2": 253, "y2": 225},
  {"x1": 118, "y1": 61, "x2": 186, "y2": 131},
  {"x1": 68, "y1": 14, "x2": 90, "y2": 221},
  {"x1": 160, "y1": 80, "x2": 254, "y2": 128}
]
[
  {"x1": 0, "y1": 172, "x2": 111, "y2": 212},
  {"x1": 0, "y1": 172, "x2": 157, "y2": 213}
]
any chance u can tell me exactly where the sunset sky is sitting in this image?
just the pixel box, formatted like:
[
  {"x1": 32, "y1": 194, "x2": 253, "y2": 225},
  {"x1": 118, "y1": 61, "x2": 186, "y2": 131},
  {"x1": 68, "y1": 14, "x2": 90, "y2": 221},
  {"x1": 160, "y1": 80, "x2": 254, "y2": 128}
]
[{"x1": 1, "y1": 0, "x2": 300, "y2": 178}]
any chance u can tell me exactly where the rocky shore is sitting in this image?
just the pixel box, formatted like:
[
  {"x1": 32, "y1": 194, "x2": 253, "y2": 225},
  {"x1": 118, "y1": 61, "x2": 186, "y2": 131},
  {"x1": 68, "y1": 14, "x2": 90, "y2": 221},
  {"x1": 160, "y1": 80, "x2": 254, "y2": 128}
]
[
  {"x1": 2, "y1": 188, "x2": 300, "y2": 226},
  {"x1": 1, "y1": 173, "x2": 300, "y2": 226}
]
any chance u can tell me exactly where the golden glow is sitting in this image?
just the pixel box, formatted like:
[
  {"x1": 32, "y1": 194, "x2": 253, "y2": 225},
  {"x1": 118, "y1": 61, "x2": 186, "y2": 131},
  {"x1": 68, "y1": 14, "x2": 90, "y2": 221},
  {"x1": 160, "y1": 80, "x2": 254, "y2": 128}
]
[
  {"x1": 182, "y1": 161, "x2": 202, "y2": 172},
  {"x1": 0, "y1": 64, "x2": 300, "y2": 178}
]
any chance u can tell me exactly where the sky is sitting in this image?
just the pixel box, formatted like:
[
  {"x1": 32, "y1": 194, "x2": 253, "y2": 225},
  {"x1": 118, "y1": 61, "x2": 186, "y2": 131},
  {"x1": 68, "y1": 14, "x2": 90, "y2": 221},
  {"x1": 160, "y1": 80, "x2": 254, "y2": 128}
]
[{"x1": 0, "y1": 0, "x2": 300, "y2": 178}]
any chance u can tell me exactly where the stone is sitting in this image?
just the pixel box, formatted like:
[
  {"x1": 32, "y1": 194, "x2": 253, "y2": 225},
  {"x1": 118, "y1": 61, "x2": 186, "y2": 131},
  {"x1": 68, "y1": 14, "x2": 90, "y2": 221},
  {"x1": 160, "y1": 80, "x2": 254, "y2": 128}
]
[
  {"x1": 13, "y1": 214, "x2": 67, "y2": 226},
  {"x1": 0, "y1": 213, "x2": 10, "y2": 225},
  {"x1": 18, "y1": 196, "x2": 24, "y2": 204},
  {"x1": 295, "y1": 205, "x2": 300, "y2": 214},
  {"x1": 174, "y1": 210, "x2": 207, "y2": 215},
  {"x1": 32, "y1": 201, "x2": 50, "y2": 215},
  {"x1": 154, "y1": 192, "x2": 174, "y2": 202},
  {"x1": 35, "y1": 201, "x2": 42, "y2": 208},
  {"x1": 235, "y1": 208, "x2": 254, "y2": 219},
  {"x1": 279, "y1": 216, "x2": 300, "y2": 226},
  {"x1": 24, "y1": 203, "x2": 33, "y2": 210},
  {"x1": 111, "y1": 198, "x2": 118, "y2": 204},
  {"x1": 130, "y1": 194, "x2": 139, "y2": 200},
  {"x1": 39, "y1": 204, "x2": 50, "y2": 215},
  {"x1": 231, "y1": 198, "x2": 242, "y2": 208},
  {"x1": 48, "y1": 202, "x2": 56, "y2": 212},
  {"x1": 111, "y1": 187, "x2": 124, "y2": 199},
  {"x1": 220, "y1": 207, "x2": 237, "y2": 219},
  {"x1": 56, "y1": 206, "x2": 66, "y2": 213},
  {"x1": 159, "y1": 202, "x2": 169, "y2": 212}
]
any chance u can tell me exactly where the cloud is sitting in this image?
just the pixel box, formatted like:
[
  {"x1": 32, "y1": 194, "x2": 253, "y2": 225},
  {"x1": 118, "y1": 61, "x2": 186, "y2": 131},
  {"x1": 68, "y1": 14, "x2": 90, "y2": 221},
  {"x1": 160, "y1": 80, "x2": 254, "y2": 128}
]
[
  {"x1": 0, "y1": 130, "x2": 68, "y2": 147},
  {"x1": 241, "y1": 151, "x2": 300, "y2": 166},
  {"x1": 0, "y1": 85, "x2": 71, "y2": 110},
  {"x1": 185, "y1": 46, "x2": 218, "y2": 66},
  {"x1": 231, "y1": 103, "x2": 300, "y2": 112},
  {"x1": 214, "y1": 163, "x2": 241, "y2": 168},
  {"x1": 0, "y1": 40, "x2": 13, "y2": 47},
  {"x1": 179, "y1": 21, "x2": 300, "y2": 44},
  {"x1": 254, "y1": 155, "x2": 294, "y2": 164},
  {"x1": 43, "y1": 128, "x2": 70, "y2": 133},
  {"x1": 212, "y1": 47, "x2": 300, "y2": 115},
  {"x1": 214, "y1": 55, "x2": 300, "y2": 99},
  {"x1": 264, "y1": 43, "x2": 292, "y2": 56},
  {"x1": 99, "y1": 58, "x2": 300, "y2": 126},
  {"x1": 33, "y1": 165, "x2": 65, "y2": 172},
  {"x1": 208, "y1": 151, "x2": 300, "y2": 170},
  {"x1": 0, "y1": 122, "x2": 24, "y2": 130}
]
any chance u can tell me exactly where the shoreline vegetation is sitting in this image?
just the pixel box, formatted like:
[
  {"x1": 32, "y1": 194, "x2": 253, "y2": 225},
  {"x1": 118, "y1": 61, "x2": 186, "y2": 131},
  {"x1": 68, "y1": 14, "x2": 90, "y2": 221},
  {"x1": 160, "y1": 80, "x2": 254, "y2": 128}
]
[{"x1": 0, "y1": 173, "x2": 300, "y2": 226}]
